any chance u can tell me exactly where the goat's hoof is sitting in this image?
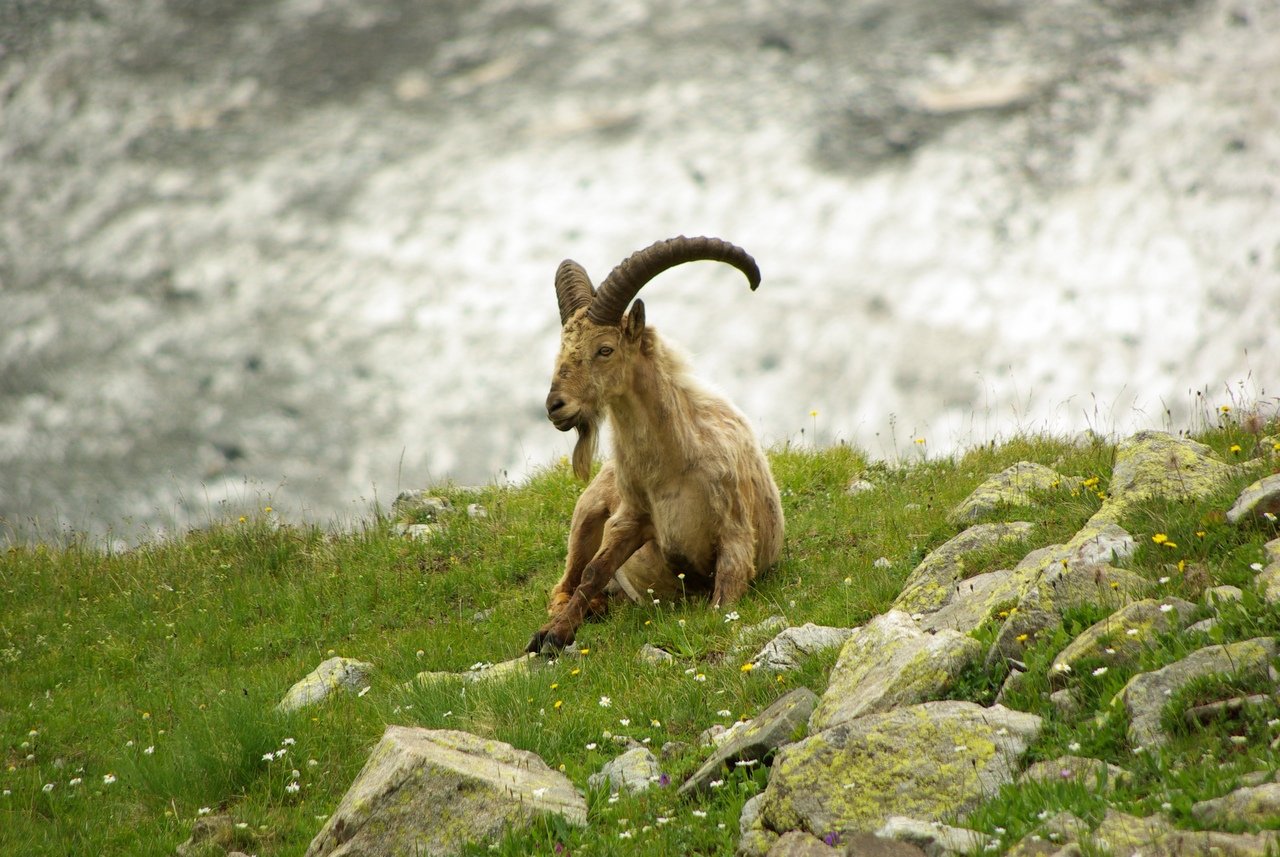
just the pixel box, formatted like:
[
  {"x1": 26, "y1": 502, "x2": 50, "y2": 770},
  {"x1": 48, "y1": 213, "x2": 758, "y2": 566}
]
[{"x1": 526, "y1": 628, "x2": 572, "y2": 656}]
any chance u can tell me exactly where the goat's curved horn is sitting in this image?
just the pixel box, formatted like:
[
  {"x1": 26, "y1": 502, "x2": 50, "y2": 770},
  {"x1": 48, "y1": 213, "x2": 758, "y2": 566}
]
[
  {"x1": 555, "y1": 260, "x2": 596, "y2": 325},
  {"x1": 586, "y1": 236, "x2": 761, "y2": 326}
]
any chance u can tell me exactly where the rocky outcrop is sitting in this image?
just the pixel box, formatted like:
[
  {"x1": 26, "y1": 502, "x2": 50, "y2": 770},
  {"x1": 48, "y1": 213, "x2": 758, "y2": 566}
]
[{"x1": 305, "y1": 727, "x2": 585, "y2": 857}]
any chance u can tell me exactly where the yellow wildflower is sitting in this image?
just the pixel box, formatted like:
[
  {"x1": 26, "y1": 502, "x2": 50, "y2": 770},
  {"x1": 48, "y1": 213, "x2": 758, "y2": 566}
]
[
  {"x1": 740, "y1": 662, "x2": 755, "y2": 673},
  {"x1": 1152, "y1": 534, "x2": 1168, "y2": 545},
  {"x1": 1230, "y1": 444, "x2": 1242, "y2": 454}
]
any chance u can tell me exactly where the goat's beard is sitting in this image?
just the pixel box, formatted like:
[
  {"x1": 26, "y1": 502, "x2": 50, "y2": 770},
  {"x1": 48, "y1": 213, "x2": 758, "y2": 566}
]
[{"x1": 571, "y1": 417, "x2": 598, "y2": 482}]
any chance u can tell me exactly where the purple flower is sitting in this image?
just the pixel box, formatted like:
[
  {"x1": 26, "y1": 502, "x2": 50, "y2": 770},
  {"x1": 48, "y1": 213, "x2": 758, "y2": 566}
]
[
  {"x1": 659, "y1": 773, "x2": 670, "y2": 787},
  {"x1": 823, "y1": 831, "x2": 841, "y2": 847}
]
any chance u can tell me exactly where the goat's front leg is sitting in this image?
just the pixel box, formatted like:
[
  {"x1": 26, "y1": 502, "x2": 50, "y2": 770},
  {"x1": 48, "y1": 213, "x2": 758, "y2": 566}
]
[{"x1": 528, "y1": 515, "x2": 650, "y2": 654}]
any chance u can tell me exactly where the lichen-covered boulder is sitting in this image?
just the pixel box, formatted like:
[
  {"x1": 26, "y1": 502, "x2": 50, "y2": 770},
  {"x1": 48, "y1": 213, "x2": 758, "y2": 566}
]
[
  {"x1": 304, "y1": 727, "x2": 585, "y2": 857},
  {"x1": 588, "y1": 746, "x2": 661, "y2": 794},
  {"x1": 1090, "y1": 807, "x2": 1280, "y2": 856},
  {"x1": 1103, "y1": 431, "x2": 1237, "y2": 517},
  {"x1": 1115, "y1": 637, "x2": 1279, "y2": 748},
  {"x1": 1192, "y1": 782, "x2": 1280, "y2": 827},
  {"x1": 751, "y1": 624, "x2": 855, "y2": 672},
  {"x1": 759, "y1": 702, "x2": 1042, "y2": 838},
  {"x1": 949, "y1": 464, "x2": 1079, "y2": 524},
  {"x1": 893, "y1": 522, "x2": 1035, "y2": 615},
  {"x1": 680, "y1": 688, "x2": 817, "y2": 795},
  {"x1": 764, "y1": 831, "x2": 843, "y2": 856},
  {"x1": 809, "y1": 612, "x2": 984, "y2": 732},
  {"x1": 277, "y1": 657, "x2": 374, "y2": 713},
  {"x1": 1048, "y1": 598, "x2": 1197, "y2": 685},
  {"x1": 1227, "y1": 473, "x2": 1280, "y2": 524}
]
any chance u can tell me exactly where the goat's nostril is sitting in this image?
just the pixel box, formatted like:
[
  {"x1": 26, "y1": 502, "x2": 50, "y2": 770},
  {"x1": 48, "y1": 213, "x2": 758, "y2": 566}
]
[{"x1": 547, "y1": 396, "x2": 566, "y2": 414}]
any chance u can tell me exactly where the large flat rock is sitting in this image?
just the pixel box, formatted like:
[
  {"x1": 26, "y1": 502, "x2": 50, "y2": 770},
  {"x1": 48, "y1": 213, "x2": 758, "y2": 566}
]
[{"x1": 305, "y1": 726, "x2": 586, "y2": 857}]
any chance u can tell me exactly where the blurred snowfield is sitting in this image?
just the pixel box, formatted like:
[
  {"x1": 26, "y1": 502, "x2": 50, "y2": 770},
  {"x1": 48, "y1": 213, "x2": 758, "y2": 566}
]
[{"x1": 1, "y1": 0, "x2": 1277, "y2": 542}]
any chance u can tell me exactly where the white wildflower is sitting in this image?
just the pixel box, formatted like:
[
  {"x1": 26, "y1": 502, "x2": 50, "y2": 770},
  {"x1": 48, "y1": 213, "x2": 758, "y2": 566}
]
[
  {"x1": 599, "y1": 696, "x2": 612, "y2": 708},
  {"x1": 286, "y1": 781, "x2": 301, "y2": 794}
]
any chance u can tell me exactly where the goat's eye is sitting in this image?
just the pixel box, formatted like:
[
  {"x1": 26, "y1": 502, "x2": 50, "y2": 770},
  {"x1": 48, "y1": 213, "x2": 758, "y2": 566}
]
[{"x1": 597, "y1": 346, "x2": 614, "y2": 357}]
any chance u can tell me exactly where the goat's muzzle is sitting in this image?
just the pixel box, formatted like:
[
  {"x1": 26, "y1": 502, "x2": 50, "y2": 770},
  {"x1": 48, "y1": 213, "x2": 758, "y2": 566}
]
[{"x1": 546, "y1": 389, "x2": 580, "y2": 432}]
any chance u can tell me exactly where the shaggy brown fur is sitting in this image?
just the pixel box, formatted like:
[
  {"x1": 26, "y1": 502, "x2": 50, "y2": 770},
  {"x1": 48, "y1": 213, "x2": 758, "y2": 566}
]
[{"x1": 528, "y1": 239, "x2": 783, "y2": 653}]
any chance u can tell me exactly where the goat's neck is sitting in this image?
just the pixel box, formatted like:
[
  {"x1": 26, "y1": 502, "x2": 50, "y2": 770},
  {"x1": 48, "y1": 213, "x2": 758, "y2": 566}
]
[{"x1": 605, "y1": 345, "x2": 698, "y2": 479}]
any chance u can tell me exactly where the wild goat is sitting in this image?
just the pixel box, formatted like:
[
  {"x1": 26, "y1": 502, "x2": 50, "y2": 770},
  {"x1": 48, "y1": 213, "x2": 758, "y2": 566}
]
[{"x1": 526, "y1": 236, "x2": 784, "y2": 654}]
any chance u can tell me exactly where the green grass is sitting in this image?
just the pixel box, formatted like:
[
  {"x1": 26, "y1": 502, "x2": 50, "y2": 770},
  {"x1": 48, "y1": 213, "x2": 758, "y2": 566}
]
[{"x1": 1, "y1": 423, "x2": 1278, "y2": 855}]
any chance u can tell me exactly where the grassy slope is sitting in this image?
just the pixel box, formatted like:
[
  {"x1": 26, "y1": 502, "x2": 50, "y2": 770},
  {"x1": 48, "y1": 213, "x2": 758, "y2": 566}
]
[{"x1": 1, "y1": 422, "x2": 1278, "y2": 856}]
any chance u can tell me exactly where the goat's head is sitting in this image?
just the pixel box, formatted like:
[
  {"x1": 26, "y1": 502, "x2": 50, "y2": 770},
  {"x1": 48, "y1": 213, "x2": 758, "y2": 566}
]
[{"x1": 546, "y1": 236, "x2": 761, "y2": 480}]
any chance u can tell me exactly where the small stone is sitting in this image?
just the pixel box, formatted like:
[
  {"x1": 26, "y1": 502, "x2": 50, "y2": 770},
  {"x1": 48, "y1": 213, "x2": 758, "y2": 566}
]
[
  {"x1": 680, "y1": 688, "x2": 817, "y2": 795},
  {"x1": 394, "y1": 523, "x2": 439, "y2": 541},
  {"x1": 1204, "y1": 585, "x2": 1244, "y2": 606},
  {"x1": 1227, "y1": 474, "x2": 1280, "y2": 524},
  {"x1": 588, "y1": 747, "x2": 661, "y2": 794},
  {"x1": 466, "y1": 503, "x2": 487, "y2": 519},
  {"x1": 391, "y1": 491, "x2": 454, "y2": 522},
  {"x1": 847, "y1": 478, "x2": 877, "y2": 495},
  {"x1": 277, "y1": 657, "x2": 375, "y2": 713},
  {"x1": 1187, "y1": 617, "x2": 1218, "y2": 634},
  {"x1": 765, "y1": 830, "x2": 841, "y2": 856},
  {"x1": 176, "y1": 814, "x2": 240, "y2": 857},
  {"x1": 1183, "y1": 694, "x2": 1272, "y2": 727},
  {"x1": 638, "y1": 643, "x2": 675, "y2": 665},
  {"x1": 751, "y1": 623, "x2": 855, "y2": 671}
]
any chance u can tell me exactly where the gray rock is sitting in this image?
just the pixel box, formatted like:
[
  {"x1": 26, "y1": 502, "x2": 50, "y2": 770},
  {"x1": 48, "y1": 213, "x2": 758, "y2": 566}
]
[
  {"x1": 638, "y1": 643, "x2": 676, "y2": 665},
  {"x1": 1092, "y1": 807, "x2": 1280, "y2": 856},
  {"x1": 1227, "y1": 474, "x2": 1280, "y2": 524},
  {"x1": 277, "y1": 657, "x2": 374, "y2": 713},
  {"x1": 760, "y1": 702, "x2": 1042, "y2": 835},
  {"x1": 1048, "y1": 689, "x2": 1080, "y2": 718},
  {"x1": 1187, "y1": 617, "x2": 1218, "y2": 634},
  {"x1": 1267, "y1": 538, "x2": 1280, "y2": 565},
  {"x1": 847, "y1": 479, "x2": 878, "y2": 495},
  {"x1": 588, "y1": 747, "x2": 662, "y2": 794},
  {"x1": 740, "y1": 792, "x2": 779, "y2": 857},
  {"x1": 741, "y1": 793, "x2": 767, "y2": 835},
  {"x1": 1256, "y1": 563, "x2": 1280, "y2": 605},
  {"x1": 1048, "y1": 598, "x2": 1197, "y2": 684},
  {"x1": 680, "y1": 688, "x2": 818, "y2": 795},
  {"x1": 876, "y1": 816, "x2": 992, "y2": 856},
  {"x1": 403, "y1": 654, "x2": 541, "y2": 691},
  {"x1": 465, "y1": 503, "x2": 487, "y2": 519},
  {"x1": 949, "y1": 464, "x2": 1079, "y2": 524},
  {"x1": 1116, "y1": 637, "x2": 1279, "y2": 748},
  {"x1": 893, "y1": 522, "x2": 1035, "y2": 615},
  {"x1": 305, "y1": 726, "x2": 585, "y2": 857},
  {"x1": 752, "y1": 623, "x2": 856, "y2": 672},
  {"x1": 810, "y1": 611, "x2": 983, "y2": 732}
]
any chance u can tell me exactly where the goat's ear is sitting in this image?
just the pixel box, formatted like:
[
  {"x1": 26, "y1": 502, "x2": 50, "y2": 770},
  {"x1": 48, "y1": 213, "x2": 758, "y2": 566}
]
[{"x1": 625, "y1": 299, "x2": 645, "y2": 340}]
